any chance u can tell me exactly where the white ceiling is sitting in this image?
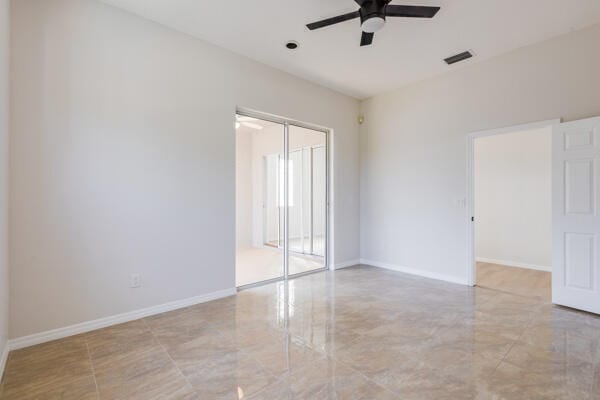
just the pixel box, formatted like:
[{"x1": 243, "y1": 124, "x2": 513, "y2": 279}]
[{"x1": 101, "y1": 0, "x2": 600, "y2": 99}]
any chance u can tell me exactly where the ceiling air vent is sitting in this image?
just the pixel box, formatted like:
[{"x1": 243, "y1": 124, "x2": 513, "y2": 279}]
[{"x1": 444, "y1": 51, "x2": 473, "y2": 65}]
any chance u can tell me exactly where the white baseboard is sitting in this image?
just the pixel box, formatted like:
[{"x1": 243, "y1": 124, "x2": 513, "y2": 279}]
[
  {"x1": 476, "y1": 257, "x2": 551, "y2": 272},
  {"x1": 7, "y1": 288, "x2": 236, "y2": 351},
  {"x1": 0, "y1": 341, "x2": 8, "y2": 381},
  {"x1": 332, "y1": 259, "x2": 361, "y2": 270},
  {"x1": 360, "y1": 258, "x2": 468, "y2": 285}
]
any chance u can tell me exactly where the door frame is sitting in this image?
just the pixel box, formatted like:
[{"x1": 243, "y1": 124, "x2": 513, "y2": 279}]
[
  {"x1": 235, "y1": 107, "x2": 333, "y2": 288},
  {"x1": 465, "y1": 118, "x2": 561, "y2": 286}
]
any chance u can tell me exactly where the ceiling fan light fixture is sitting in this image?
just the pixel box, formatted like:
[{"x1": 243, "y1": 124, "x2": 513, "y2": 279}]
[{"x1": 361, "y1": 16, "x2": 385, "y2": 33}]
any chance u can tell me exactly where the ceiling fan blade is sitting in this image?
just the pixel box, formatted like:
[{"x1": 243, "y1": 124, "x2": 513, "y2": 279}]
[
  {"x1": 360, "y1": 31, "x2": 374, "y2": 46},
  {"x1": 385, "y1": 5, "x2": 440, "y2": 18},
  {"x1": 306, "y1": 11, "x2": 360, "y2": 30}
]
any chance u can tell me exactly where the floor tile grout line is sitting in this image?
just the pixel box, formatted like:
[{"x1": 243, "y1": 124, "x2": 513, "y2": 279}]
[
  {"x1": 197, "y1": 317, "x2": 290, "y2": 398},
  {"x1": 209, "y1": 319, "x2": 286, "y2": 378},
  {"x1": 203, "y1": 310, "x2": 352, "y2": 398},
  {"x1": 246, "y1": 342, "x2": 399, "y2": 400},
  {"x1": 84, "y1": 341, "x2": 101, "y2": 400},
  {"x1": 317, "y1": 304, "x2": 513, "y2": 395},
  {"x1": 476, "y1": 284, "x2": 548, "y2": 303},
  {"x1": 489, "y1": 309, "x2": 536, "y2": 376},
  {"x1": 328, "y1": 351, "x2": 402, "y2": 397},
  {"x1": 141, "y1": 318, "x2": 199, "y2": 397}
]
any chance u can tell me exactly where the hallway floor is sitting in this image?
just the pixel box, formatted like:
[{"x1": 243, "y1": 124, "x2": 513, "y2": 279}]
[
  {"x1": 476, "y1": 262, "x2": 551, "y2": 301},
  {"x1": 1, "y1": 265, "x2": 599, "y2": 399}
]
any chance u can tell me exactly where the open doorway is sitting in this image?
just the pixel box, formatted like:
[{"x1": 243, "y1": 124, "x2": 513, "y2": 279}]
[
  {"x1": 235, "y1": 111, "x2": 329, "y2": 288},
  {"x1": 468, "y1": 120, "x2": 556, "y2": 301}
]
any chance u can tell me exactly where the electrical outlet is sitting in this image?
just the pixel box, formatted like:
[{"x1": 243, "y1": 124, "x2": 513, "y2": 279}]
[{"x1": 130, "y1": 274, "x2": 141, "y2": 288}]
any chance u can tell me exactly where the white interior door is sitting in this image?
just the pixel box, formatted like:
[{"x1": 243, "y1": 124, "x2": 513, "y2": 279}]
[{"x1": 552, "y1": 117, "x2": 600, "y2": 314}]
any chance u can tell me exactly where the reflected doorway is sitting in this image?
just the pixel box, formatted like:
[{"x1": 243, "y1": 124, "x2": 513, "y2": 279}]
[{"x1": 235, "y1": 111, "x2": 329, "y2": 287}]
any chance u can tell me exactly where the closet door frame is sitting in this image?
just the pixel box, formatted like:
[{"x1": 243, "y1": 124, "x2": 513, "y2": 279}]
[{"x1": 237, "y1": 107, "x2": 330, "y2": 282}]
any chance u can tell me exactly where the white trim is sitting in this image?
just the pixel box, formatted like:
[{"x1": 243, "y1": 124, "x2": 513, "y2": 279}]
[
  {"x1": 466, "y1": 118, "x2": 561, "y2": 286},
  {"x1": 466, "y1": 119, "x2": 561, "y2": 140},
  {"x1": 0, "y1": 342, "x2": 8, "y2": 381},
  {"x1": 7, "y1": 288, "x2": 236, "y2": 351},
  {"x1": 332, "y1": 259, "x2": 361, "y2": 270},
  {"x1": 360, "y1": 259, "x2": 468, "y2": 285},
  {"x1": 476, "y1": 257, "x2": 551, "y2": 272}
]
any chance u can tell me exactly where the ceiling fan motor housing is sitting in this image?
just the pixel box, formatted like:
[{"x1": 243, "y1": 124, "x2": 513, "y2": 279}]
[{"x1": 359, "y1": 1, "x2": 387, "y2": 33}]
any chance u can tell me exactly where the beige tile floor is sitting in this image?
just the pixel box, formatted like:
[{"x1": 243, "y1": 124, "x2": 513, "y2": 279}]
[
  {"x1": 236, "y1": 245, "x2": 324, "y2": 287},
  {"x1": 476, "y1": 262, "x2": 552, "y2": 301},
  {"x1": 1, "y1": 265, "x2": 600, "y2": 399}
]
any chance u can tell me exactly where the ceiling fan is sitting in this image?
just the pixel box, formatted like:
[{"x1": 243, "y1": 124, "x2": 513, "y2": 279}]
[{"x1": 306, "y1": 0, "x2": 440, "y2": 46}]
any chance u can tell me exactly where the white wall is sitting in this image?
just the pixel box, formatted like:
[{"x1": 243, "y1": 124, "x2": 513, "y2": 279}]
[
  {"x1": 360, "y1": 23, "x2": 600, "y2": 283},
  {"x1": 474, "y1": 128, "x2": 552, "y2": 270},
  {"x1": 235, "y1": 127, "x2": 254, "y2": 249},
  {"x1": 0, "y1": 0, "x2": 9, "y2": 365},
  {"x1": 10, "y1": 0, "x2": 360, "y2": 339}
]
